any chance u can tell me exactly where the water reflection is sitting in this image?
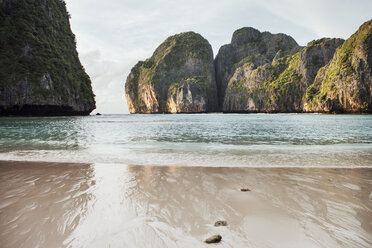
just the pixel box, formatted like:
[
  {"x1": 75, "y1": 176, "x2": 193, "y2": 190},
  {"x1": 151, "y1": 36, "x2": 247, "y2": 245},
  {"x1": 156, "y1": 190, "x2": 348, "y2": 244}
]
[
  {"x1": 0, "y1": 161, "x2": 95, "y2": 248},
  {"x1": 1, "y1": 162, "x2": 371, "y2": 248},
  {"x1": 0, "y1": 117, "x2": 94, "y2": 152}
]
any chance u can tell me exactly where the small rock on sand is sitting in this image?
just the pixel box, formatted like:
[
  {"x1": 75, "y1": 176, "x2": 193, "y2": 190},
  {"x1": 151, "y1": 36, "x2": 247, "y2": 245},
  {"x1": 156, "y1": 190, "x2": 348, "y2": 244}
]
[
  {"x1": 240, "y1": 188, "x2": 250, "y2": 192},
  {"x1": 214, "y1": 220, "x2": 227, "y2": 227},
  {"x1": 205, "y1": 234, "x2": 222, "y2": 244}
]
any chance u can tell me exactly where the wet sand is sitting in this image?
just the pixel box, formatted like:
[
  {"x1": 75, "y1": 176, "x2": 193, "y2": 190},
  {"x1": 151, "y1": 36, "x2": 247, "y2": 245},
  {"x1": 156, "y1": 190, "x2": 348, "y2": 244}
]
[{"x1": 0, "y1": 161, "x2": 371, "y2": 248}]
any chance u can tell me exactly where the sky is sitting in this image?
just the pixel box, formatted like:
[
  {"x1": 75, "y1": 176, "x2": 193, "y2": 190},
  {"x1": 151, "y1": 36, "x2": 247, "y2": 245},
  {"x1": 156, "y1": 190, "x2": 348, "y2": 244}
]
[{"x1": 64, "y1": 0, "x2": 372, "y2": 114}]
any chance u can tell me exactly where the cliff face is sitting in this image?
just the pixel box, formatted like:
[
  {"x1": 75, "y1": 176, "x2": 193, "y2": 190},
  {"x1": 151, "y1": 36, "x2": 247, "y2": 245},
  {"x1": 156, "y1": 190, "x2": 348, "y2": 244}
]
[
  {"x1": 125, "y1": 20, "x2": 371, "y2": 114},
  {"x1": 223, "y1": 38, "x2": 344, "y2": 112},
  {"x1": 0, "y1": 0, "x2": 95, "y2": 116},
  {"x1": 304, "y1": 20, "x2": 372, "y2": 113},
  {"x1": 125, "y1": 32, "x2": 218, "y2": 113},
  {"x1": 214, "y1": 27, "x2": 300, "y2": 108}
]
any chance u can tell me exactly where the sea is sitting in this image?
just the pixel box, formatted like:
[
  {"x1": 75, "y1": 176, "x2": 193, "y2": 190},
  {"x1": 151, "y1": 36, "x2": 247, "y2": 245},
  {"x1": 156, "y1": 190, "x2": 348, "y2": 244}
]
[{"x1": 0, "y1": 113, "x2": 371, "y2": 167}]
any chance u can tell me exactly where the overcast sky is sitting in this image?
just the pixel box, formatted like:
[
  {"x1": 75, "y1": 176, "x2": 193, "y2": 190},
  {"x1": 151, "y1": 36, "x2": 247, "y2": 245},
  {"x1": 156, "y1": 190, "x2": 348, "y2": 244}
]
[{"x1": 64, "y1": 0, "x2": 372, "y2": 114}]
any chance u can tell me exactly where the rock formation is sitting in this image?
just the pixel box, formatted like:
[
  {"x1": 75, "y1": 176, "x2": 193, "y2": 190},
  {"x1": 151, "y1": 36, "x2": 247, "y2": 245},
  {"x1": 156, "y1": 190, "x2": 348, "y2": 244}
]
[
  {"x1": 222, "y1": 37, "x2": 344, "y2": 112},
  {"x1": 0, "y1": 0, "x2": 95, "y2": 116},
  {"x1": 214, "y1": 27, "x2": 300, "y2": 108},
  {"x1": 304, "y1": 20, "x2": 372, "y2": 113},
  {"x1": 125, "y1": 32, "x2": 218, "y2": 113},
  {"x1": 125, "y1": 20, "x2": 371, "y2": 114}
]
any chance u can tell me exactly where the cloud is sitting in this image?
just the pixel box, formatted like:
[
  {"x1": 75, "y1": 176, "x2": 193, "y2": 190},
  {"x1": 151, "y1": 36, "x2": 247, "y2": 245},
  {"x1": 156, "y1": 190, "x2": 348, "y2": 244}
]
[
  {"x1": 256, "y1": 0, "x2": 372, "y2": 39},
  {"x1": 64, "y1": 0, "x2": 372, "y2": 114}
]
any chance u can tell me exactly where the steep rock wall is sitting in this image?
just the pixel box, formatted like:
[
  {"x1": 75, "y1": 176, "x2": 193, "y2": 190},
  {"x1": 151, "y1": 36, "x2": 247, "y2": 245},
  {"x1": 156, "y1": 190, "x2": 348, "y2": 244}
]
[{"x1": 0, "y1": 0, "x2": 95, "y2": 116}]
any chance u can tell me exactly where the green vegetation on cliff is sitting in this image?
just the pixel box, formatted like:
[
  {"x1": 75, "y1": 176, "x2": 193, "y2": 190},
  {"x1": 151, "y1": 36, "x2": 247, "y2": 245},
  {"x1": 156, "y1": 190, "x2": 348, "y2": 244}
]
[
  {"x1": 222, "y1": 36, "x2": 345, "y2": 112},
  {"x1": 305, "y1": 20, "x2": 372, "y2": 112},
  {"x1": 264, "y1": 53, "x2": 302, "y2": 99},
  {"x1": 224, "y1": 52, "x2": 302, "y2": 111},
  {"x1": 0, "y1": 0, "x2": 95, "y2": 115}
]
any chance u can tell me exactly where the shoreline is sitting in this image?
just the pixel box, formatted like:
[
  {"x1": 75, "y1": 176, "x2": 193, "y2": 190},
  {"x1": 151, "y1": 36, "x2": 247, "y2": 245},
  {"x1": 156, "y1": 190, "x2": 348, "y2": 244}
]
[
  {"x1": 1, "y1": 112, "x2": 372, "y2": 117},
  {"x1": 1, "y1": 159, "x2": 372, "y2": 169},
  {"x1": 118, "y1": 112, "x2": 372, "y2": 115}
]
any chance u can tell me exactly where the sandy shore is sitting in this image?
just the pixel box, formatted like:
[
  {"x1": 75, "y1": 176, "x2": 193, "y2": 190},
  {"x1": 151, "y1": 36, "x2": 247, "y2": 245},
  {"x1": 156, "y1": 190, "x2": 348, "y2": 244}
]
[{"x1": 0, "y1": 161, "x2": 371, "y2": 248}]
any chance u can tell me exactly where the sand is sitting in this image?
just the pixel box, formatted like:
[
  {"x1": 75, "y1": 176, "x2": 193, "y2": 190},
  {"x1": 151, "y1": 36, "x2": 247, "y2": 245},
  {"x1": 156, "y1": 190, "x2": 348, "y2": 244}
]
[{"x1": 0, "y1": 161, "x2": 371, "y2": 248}]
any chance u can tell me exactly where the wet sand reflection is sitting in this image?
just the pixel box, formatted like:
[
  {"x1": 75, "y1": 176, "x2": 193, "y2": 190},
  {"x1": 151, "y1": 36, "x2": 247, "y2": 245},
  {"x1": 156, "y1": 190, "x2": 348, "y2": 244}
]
[
  {"x1": 0, "y1": 161, "x2": 95, "y2": 248},
  {"x1": 1, "y1": 162, "x2": 371, "y2": 248}
]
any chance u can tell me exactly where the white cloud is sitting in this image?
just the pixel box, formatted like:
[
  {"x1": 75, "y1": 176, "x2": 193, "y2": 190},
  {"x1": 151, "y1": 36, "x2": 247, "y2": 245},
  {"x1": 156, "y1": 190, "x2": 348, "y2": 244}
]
[
  {"x1": 64, "y1": 0, "x2": 372, "y2": 114},
  {"x1": 256, "y1": 0, "x2": 372, "y2": 39}
]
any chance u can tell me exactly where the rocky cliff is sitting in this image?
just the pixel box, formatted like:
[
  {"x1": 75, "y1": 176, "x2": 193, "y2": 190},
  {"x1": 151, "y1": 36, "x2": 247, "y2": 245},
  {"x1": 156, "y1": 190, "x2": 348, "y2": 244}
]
[
  {"x1": 0, "y1": 0, "x2": 95, "y2": 116},
  {"x1": 125, "y1": 32, "x2": 218, "y2": 113},
  {"x1": 214, "y1": 27, "x2": 300, "y2": 108},
  {"x1": 304, "y1": 20, "x2": 372, "y2": 113},
  {"x1": 125, "y1": 20, "x2": 371, "y2": 114},
  {"x1": 222, "y1": 37, "x2": 344, "y2": 112}
]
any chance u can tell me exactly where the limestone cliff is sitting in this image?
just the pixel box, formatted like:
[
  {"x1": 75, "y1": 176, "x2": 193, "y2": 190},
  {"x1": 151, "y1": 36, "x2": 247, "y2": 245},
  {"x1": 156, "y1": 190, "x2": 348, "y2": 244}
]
[
  {"x1": 304, "y1": 20, "x2": 372, "y2": 113},
  {"x1": 125, "y1": 21, "x2": 371, "y2": 114},
  {"x1": 223, "y1": 38, "x2": 344, "y2": 112},
  {"x1": 125, "y1": 32, "x2": 218, "y2": 113},
  {"x1": 0, "y1": 0, "x2": 95, "y2": 116},
  {"x1": 214, "y1": 27, "x2": 300, "y2": 108}
]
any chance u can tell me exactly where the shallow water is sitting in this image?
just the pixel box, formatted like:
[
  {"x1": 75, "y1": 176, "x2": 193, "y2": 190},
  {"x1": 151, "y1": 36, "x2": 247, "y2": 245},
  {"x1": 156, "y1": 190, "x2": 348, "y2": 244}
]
[
  {"x1": 0, "y1": 161, "x2": 371, "y2": 248},
  {"x1": 0, "y1": 114, "x2": 371, "y2": 167}
]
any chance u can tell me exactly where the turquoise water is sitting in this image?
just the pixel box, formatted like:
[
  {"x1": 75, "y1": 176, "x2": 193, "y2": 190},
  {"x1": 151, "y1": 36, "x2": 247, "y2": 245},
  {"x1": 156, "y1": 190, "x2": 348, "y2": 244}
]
[{"x1": 0, "y1": 114, "x2": 371, "y2": 167}]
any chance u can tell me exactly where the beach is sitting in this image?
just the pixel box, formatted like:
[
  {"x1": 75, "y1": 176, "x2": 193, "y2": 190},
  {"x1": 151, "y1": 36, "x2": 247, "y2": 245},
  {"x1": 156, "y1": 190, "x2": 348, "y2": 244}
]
[
  {"x1": 1, "y1": 114, "x2": 371, "y2": 247},
  {"x1": 1, "y1": 161, "x2": 371, "y2": 248},
  {"x1": 1, "y1": 0, "x2": 372, "y2": 247}
]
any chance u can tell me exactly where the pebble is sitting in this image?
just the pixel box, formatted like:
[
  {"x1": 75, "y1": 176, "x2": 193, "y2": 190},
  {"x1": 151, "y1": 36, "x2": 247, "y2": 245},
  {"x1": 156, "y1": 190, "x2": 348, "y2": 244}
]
[
  {"x1": 205, "y1": 234, "x2": 222, "y2": 244},
  {"x1": 214, "y1": 220, "x2": 227, "y2": 227}
]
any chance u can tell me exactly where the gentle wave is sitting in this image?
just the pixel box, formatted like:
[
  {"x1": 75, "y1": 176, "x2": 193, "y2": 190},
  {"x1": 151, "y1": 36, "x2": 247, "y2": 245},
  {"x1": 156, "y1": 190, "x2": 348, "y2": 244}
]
[{"x1": 0, "y1": 114, "x2": 371, "y2": 167}]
